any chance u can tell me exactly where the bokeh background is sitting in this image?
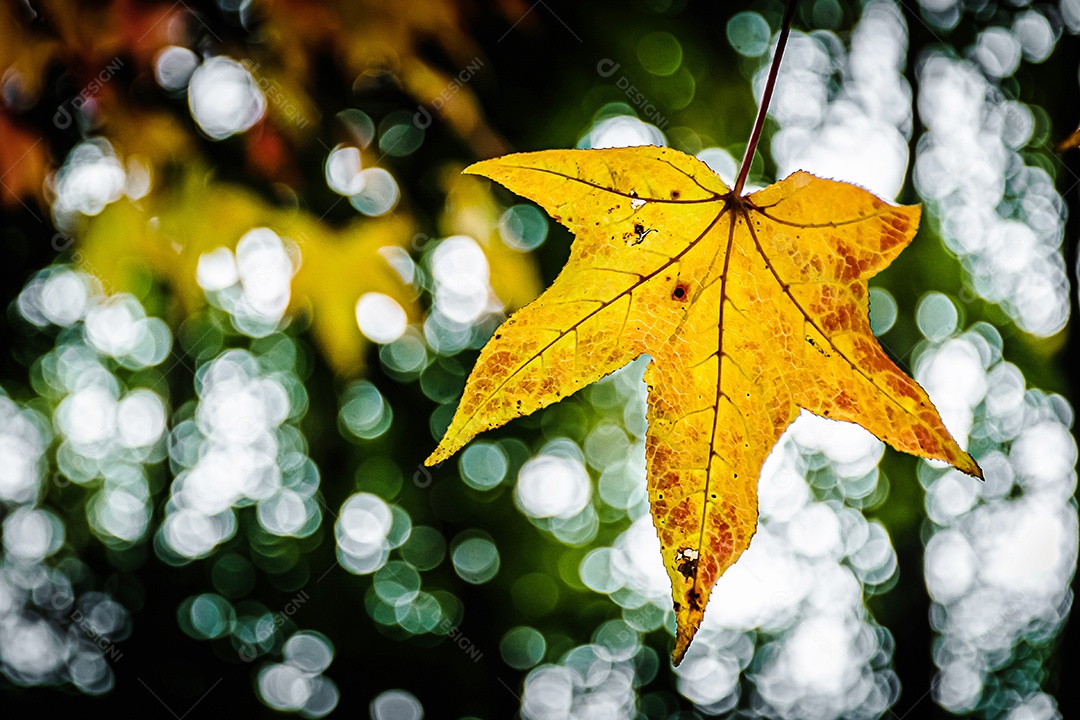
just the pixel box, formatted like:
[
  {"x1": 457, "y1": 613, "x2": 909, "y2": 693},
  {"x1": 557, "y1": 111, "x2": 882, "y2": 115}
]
[{"x1": 1, "y1": 0, "x2": 1078, "y2": 718}]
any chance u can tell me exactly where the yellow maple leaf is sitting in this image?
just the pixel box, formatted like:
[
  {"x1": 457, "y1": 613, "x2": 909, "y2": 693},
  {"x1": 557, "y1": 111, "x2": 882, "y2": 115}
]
[{"x1": 426, "y1": 146, "x2": 982, "y2": 664}]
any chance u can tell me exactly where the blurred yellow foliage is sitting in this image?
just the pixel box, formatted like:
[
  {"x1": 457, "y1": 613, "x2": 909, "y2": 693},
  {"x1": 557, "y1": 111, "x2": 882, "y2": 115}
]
[
  {"x1": 439, "y1": 169, "x2": 543, "y2": 313},
  {"x1": 78, "y1": 173, "x2": 419, "y2": 376},
  {"x1": 259, "y1": 0, "x2": 518, "y2": 157},
  {"x1": 1, "y1": 0, "x2": 542, "y2": 377}
]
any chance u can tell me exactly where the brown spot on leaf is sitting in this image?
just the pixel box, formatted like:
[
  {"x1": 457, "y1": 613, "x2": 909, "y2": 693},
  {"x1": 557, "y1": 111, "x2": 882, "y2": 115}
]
[
  {"x1": 688, "y1": 589, "x2": 702, "y2": 611},
  {"x1": 885, "y1": 373, "x2": 920, "y2": 401},
  {"x1": 675, "y1": 547, "x2": 699, "y2": 580},
  {"x1": 657, "y1": 470, "x2": 680, "y2": 491},
  {"x1": 880, "y1": 230, "x2": 905, "y2": 251}
]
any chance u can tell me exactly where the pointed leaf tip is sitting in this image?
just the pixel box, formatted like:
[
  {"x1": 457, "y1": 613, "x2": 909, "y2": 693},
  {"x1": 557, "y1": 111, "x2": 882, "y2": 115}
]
[
  {"x1": 462, "y1": 157, "x2": 502, "y2": 178},
  {"x1": 961, "y1": 452, "x2": 984, "y2": 481},
  {"x1": 424, "y1": 446, "x2": 448, "y2": 467},
  {"x1": 672, "y1": 621, "x2": 699, "y2": 666}
]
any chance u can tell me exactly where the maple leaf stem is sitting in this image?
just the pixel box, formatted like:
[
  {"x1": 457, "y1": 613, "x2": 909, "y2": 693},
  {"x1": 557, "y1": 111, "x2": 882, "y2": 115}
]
[{"x1": 733, "y1": 0, "x2": 799, "y2": 197}]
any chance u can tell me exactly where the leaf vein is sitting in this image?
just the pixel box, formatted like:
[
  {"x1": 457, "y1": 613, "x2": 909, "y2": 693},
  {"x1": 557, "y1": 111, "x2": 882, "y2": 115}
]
[
  {"x1": 745, "y1": 212, "x2": 922, "y2": 422},
  {"x1": 454, "y1": 206, "x2": 731, "y2": 433},
  {"x1": 490, "y1": 164, "x2": 721, "y2": 204}
]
